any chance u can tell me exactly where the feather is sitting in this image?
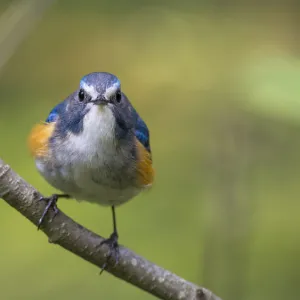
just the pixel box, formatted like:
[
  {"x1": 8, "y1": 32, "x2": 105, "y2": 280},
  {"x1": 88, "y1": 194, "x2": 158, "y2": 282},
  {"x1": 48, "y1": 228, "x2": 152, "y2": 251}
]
[
  {"x1": 133, "y1": 108, "x2": 151, "y2": 153},
  {"x1": 28, "y1": 122, "x2": 55, "y2": 157},
  {"x1": 135, "y1": 138, "x2": 154, "y2": 187}
]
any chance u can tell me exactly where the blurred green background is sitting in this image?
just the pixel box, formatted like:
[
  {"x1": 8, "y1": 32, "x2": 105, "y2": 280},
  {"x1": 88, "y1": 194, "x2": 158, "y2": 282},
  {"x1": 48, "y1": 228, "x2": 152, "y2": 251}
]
[{"x1": 0, "y1": 1, "x2": 299, "y2": 299}]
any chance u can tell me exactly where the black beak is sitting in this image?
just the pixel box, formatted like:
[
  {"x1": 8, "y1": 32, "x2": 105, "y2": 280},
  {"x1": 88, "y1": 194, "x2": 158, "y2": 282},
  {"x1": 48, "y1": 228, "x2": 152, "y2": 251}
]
[{"x1": 93, "y1": 96, "x2": 108, "y2": 105}]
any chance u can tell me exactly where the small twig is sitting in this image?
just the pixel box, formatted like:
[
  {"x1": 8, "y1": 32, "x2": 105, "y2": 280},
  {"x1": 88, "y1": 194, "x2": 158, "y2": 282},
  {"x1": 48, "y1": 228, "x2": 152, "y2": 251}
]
[{"x1": 0, "y1": 158, "x2": 222, "y2": 300}]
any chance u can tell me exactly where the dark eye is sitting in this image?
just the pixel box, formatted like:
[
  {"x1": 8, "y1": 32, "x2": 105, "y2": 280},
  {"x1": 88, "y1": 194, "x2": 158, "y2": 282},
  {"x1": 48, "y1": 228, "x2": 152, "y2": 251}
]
[
  {"x1": 116, "y1": 91, "x2": 122, "y2": 103},
  {"x1": 78, "y1": 89, "x2": 85, "y2": 101}
]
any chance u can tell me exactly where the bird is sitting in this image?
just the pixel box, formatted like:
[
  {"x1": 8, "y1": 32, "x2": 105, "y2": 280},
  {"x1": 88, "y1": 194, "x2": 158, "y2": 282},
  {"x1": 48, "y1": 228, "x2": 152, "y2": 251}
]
[{"x1": 28, "y1": 72, "x2": 154, "y2": 271}]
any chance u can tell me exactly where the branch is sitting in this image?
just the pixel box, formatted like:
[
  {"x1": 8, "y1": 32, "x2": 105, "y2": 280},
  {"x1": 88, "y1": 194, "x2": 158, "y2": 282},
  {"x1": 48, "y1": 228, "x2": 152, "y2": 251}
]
[{"x1": 0, "y1": 158, "x2": 221, "y2": 300}]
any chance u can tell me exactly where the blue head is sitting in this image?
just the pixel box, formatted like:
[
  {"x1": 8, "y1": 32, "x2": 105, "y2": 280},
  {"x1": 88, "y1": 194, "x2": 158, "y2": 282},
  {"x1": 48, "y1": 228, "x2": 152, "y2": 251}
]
[
  {"x1": 79, "y1": 72, "x2": 122, "y2": 105},
  {"x1": 47, "y1": 72, "x2": 150, "y2": 152}
]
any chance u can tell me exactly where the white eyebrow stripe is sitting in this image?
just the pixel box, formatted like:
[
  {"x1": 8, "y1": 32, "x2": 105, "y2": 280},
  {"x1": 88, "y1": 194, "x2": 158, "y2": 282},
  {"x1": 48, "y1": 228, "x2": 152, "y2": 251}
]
[
  {"x1": 104, "y1": 82, "x2": 119, "y2": 100},
  {"x1": 80, "y1": 81, "x2": 98, "y2": 100}
]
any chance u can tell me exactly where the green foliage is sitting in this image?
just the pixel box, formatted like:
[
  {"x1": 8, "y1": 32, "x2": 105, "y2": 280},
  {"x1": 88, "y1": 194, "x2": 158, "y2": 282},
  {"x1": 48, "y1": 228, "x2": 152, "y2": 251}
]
[{"x1": 241, "y1": 56, "x2": 300, "y2": 122}]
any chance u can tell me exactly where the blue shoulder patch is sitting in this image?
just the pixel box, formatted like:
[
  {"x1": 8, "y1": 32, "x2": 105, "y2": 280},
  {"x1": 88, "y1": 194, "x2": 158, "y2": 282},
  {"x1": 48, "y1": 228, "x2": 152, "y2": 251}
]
[
  {"x1": 133, "y1": 108, "x2": 151, "y2": 153},
  {"x1": 45, "y1": 99, "x2": 86, "y2": 137},
  {"x1": 45, "y1": 101, "x2": 67, "y2": 123}
]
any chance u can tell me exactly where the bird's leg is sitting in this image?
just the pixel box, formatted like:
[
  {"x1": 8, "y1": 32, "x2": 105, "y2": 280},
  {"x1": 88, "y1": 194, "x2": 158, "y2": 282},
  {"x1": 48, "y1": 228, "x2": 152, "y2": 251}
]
[
  {"x1": 99, "y1": 205, "x2": 120, "y2": 274},
  {"x1": 37, "y1": 194, "x2": 70, "y2": 230}
]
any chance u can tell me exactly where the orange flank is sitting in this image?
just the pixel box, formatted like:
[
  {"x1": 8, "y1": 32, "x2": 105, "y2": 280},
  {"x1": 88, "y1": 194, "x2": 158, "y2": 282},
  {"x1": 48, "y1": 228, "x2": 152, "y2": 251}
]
[
  {"x1": 135, "y1": 138, "x2": 154, "y2": 187},
  {"x1": 28, "y1": 122, "x2": 55, "y2": 157}
]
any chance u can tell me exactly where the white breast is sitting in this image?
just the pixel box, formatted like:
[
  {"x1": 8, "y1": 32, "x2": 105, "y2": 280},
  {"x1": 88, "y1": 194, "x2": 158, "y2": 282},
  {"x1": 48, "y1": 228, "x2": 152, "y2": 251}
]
[{"x1": 36, "y1": 104, "x2": 141, "y2": 206}]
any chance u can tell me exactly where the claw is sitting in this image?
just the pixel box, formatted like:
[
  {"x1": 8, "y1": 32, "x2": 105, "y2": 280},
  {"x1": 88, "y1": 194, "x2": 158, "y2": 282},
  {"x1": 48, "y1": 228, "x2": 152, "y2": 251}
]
[
  {"x1": 37, "y1": 195, "x2": 59, "y2": 230},
  {"x1": 37, "y1": 194, "x2": 69, "y2": 230},
  {"x1": 99, "y1": 231, "x2": 120, "y2": 274}
]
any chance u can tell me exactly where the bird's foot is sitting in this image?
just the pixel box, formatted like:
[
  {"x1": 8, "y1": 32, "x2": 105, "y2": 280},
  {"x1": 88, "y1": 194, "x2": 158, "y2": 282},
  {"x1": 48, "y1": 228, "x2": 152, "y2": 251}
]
[
  {"x1": 37, "y1": 194, "x2": 69, "y2": 230},
  {"x1": 99, "y1": 231, "x2": 120, "y2": 274}
]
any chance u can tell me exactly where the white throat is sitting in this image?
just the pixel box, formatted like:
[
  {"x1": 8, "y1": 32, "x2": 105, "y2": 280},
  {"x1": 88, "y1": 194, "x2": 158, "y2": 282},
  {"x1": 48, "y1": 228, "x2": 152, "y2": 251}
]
[{"x1": 66, "y1": 104, "x2": 116, "y2": 157}]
